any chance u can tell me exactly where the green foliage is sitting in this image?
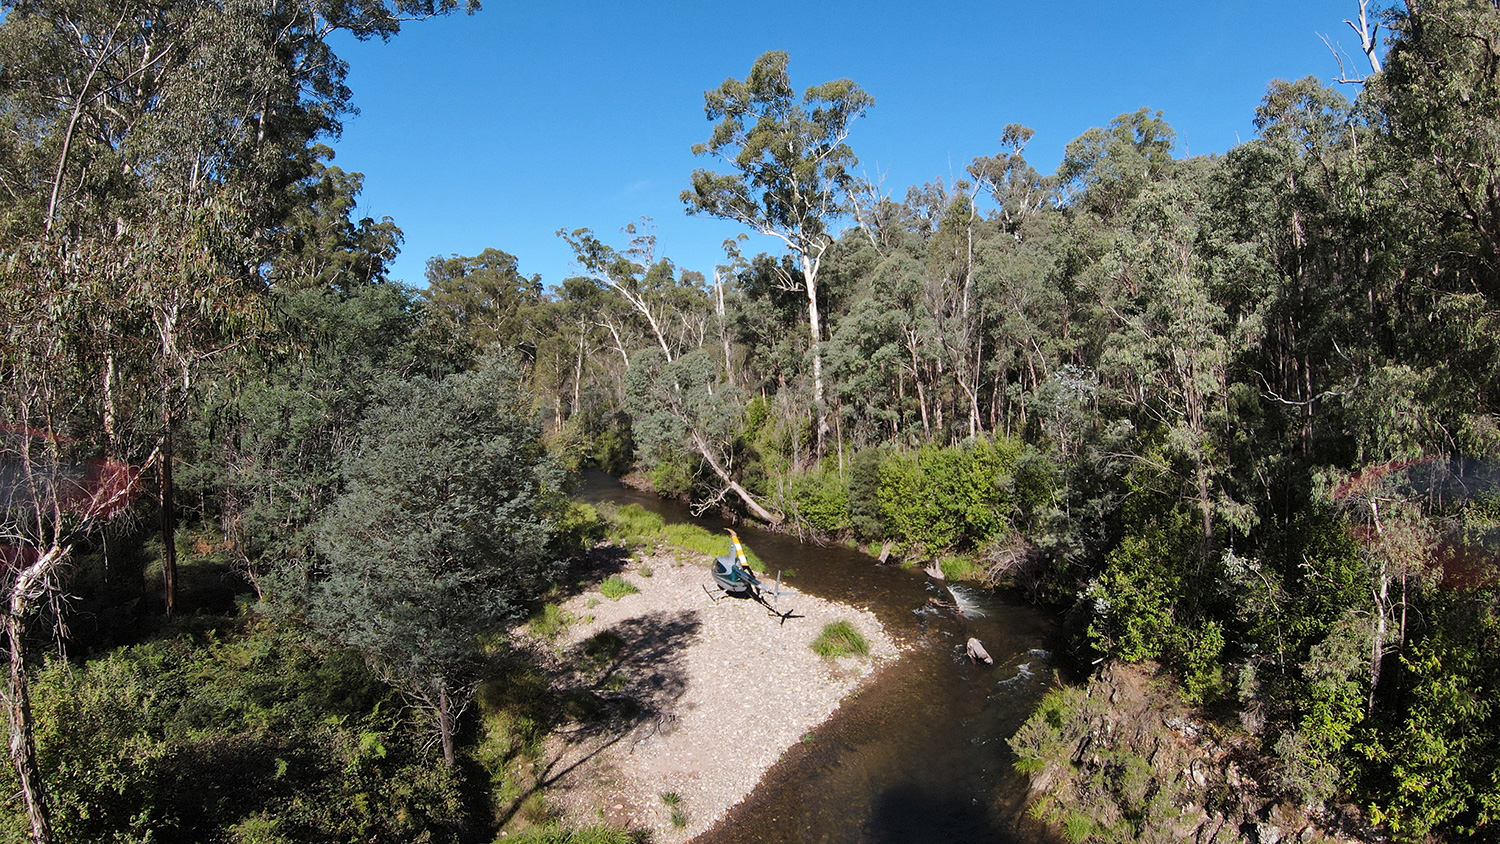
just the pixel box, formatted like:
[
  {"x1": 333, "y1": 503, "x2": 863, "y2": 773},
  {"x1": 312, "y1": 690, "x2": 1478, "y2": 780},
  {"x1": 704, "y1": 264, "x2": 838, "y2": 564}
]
[
  {"x1": 1240, "y1": 505, "x2": 1371, "y2": 669},
  {"x1": 421, "y1": 248, "x2": 544, "y2": 354},
  {"x1": 309, "y1": 352, "x2": 567, "y2": 763},
  {"x1": 503, "y1": 825, "x2": 646, "y2": 844},
  {"x1": 787, "y1": 466, "x2": 851, "y2": 534},
  {"x1": 603, "y1": 504, "x2": 763, "y2": 569},
  {"x1": 1056, "y1": 108, "x2": 1176, "y2": 218},
  {"x1": 1356, "y1": 591, "x2": 1500, "y2": 841},
  {"x1": 598, "y1": 575, "x2": 639, "y2": 601},
  {"x1": 2, "y1": 618, "x2": 467, "y2": 844},
  {"x1": 203, "y1": 277, "x2": 440, "y2": 595},
  {"x1": 846, "y1": 447, "x2": 888, "y2": 542},
  {"x1": 551, "y1": 503, "x2": 609, "y2": 559},
  {"x1": 1174, "y1": 621, "x2": 1226, "y2": 705},
  {"x1": 683, "y1": 50, "x2": 873, "y2": 246},
  {"x1": 1011, "y1": 687, "x2": 1092, "y2": 777},
  {"x1": 810, "y1": 621, "x2": 869, "y2": 658},
  {"x1": 1084, "y1": 515, "x2": 1195, "y2": 663},
  {"x1": 876, "y1": 438, "x2": 1020, "y2": 553},
  {"x1": 648, "y1": 456, "x2": 695, "y2": 497}
]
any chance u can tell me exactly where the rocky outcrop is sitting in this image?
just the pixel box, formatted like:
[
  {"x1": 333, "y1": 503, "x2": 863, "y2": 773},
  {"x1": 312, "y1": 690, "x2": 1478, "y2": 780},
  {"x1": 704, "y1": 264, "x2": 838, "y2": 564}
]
[{"x1": 1009, "y1": 663, "x2": 1359, "y2": 843}]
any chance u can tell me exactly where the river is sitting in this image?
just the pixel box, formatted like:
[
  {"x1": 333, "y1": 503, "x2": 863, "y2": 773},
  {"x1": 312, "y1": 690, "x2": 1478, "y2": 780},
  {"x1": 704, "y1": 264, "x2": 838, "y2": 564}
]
[{"x1": 577, "y1": 473, "x2": 1065, "y2": 844}]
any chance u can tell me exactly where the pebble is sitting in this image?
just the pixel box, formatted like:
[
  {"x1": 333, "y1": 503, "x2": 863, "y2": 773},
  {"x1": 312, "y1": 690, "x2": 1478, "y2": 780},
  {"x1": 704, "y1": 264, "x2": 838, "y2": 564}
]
[{"x1": 528, "y1": 551, "x2": 902, "y2": 840}]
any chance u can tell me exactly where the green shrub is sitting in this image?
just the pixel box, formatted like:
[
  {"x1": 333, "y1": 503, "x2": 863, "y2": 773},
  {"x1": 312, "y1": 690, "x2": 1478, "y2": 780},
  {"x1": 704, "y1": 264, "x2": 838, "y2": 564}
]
[
  {"x1": 599, "y1": 575, "x2": 638, "y2": 600},
  {"x1": 1172, "y1": 620, "x2": 1226, "y2": 704},
  {"x1": 14, "y1": 617, "x2": 468, "y2": 844},
  {"x1": 846, "y1": 447, "x2": 888, "y2": 542},
  {"x1": 876, "y1": 437, "x2": 1020, "y2": 554},
  {"x1": 1010, "y1": 686, "x2": 1091, "y2": 777},
  {"x1": 649, "y1": 456, "x2": 694, "y2": 497},
  {"x1": 810, "y1": 620, "x2": 869, "y2": 658},
  {"x1": 550, "y1": 502, "x2": 608, "y2": 557},
  {"x1": 787, "y1": 466, "x2": 851, "y2": 533},
  {"x1": 1084, "y1": 514, "x2": 1196, "y2": 663}
]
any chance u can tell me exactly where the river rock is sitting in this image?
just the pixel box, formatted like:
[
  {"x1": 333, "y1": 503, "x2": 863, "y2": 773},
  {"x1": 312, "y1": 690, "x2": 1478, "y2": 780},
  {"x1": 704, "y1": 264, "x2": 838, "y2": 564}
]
[
  {"x1": 1257, "y1": 822, "x2": 1284, "y2": 844},
  {"x1": 966, "y1": 637, "x2": 993, "y2": 664}
]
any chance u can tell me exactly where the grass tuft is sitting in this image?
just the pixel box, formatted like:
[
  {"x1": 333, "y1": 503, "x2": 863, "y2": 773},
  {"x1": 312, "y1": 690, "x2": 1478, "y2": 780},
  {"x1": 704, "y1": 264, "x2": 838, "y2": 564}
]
[
  {"x1": 527, "y1": 604, "x2": 569, "y2": 639},
  {"x1": 504, "y1": 824, "x2": 647, "y2": 844},
  {"x1": 938, "y1": 554, "x2": 984, "y2": 581},
  {"x1": 810, "y1": 620, "x2": 869, "y2": 659},
  {"x1": 599, "y1": 575, "x2": 638, "y2": 600}
]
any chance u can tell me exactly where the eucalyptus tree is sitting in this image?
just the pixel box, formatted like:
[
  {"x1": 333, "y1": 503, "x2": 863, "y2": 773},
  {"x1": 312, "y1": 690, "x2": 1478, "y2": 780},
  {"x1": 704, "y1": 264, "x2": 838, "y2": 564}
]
[
  {"x1": 0, "y1": 0, "x2": 475, "y2": 837},
  {"x1": 270, "y1": 162, "x2": 404, "y2": 293},
  {"x1": 559, "y1": 222, "x2": 713, "y2": 365},
  {"x1": 1097, "y1": 176, "x2": 1246, "y2": 562},
  {"x1": 1055, "y1": 108, "x2": 1177, "y2": 220},
  {"x1": 208, "y1": 281, "x2": 433, "y2": 601},
  {"x1": 1202, "y1": 78, "x2": 1371, "y2": 462},
  {"x1": 1358, "y1": 0, "x2": 1500, "y2": 463},
  {"x1": 968, "y1": 124, "x2": 1052, "y2": 237},
  {"x1": 624, "y1": 348, "x2": 782, "y2": 524},
  {"x1": 683, "y1": 50, "x2": 873, "y2": 454},
  {"x1": 1374, "y1": 0, "x2": 1500, "y2": 285},
  {"x1": 422, "y1": 247, "x2": 544, "y2": 358},
  {"x1": 728, "y1": 253, "x2": 808, "y2": 396}
]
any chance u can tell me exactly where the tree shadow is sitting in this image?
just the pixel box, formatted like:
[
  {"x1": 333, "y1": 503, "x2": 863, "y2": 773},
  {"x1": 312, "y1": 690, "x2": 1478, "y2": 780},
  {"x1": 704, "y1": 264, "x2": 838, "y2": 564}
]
[
  {"x1": 495, "y1": 609, "x2": 702, "y2": 828},
  {"x1": 549, "y1": 542, "x2": 637, "y2": 602}
]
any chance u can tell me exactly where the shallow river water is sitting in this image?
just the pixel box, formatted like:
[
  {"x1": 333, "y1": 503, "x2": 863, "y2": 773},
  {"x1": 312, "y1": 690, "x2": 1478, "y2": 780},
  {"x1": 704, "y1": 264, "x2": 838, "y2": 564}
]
[{"x1": 577, "y1": 474, "x2": 1065, "y2": 844}]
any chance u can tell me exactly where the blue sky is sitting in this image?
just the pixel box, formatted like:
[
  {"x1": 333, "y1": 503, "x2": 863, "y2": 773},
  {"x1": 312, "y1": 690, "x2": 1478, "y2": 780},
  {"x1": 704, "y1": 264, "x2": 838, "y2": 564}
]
[{"x1": 328, "y1": 1, "x2": 1379, "y2": 290}]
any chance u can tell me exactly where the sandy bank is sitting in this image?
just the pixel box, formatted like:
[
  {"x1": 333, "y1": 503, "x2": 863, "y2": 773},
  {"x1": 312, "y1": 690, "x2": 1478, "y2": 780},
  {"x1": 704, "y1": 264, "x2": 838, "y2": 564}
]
[{"x1": 519, "y1": 547, "x2": 902, "y2": 841}]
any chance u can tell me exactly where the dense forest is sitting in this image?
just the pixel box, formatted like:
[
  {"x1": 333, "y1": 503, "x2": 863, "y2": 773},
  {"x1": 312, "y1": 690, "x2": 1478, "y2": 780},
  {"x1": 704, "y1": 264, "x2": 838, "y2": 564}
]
[{"x1": 4, "y1": 0, "x2": 1500, "y2": 841}]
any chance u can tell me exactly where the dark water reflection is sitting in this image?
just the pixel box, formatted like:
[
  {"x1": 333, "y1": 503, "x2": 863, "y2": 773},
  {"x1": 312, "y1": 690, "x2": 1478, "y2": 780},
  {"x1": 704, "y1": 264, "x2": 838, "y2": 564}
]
[{"x1": 576, "y1": 473, "x2": 1063, "y2": 844}]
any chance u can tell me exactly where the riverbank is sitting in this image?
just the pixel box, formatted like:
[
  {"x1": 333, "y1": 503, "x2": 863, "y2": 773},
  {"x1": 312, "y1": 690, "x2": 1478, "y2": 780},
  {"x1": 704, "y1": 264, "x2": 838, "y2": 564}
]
[{"x1": 517, "y1": 547, "x2": 902, "y2": 841}]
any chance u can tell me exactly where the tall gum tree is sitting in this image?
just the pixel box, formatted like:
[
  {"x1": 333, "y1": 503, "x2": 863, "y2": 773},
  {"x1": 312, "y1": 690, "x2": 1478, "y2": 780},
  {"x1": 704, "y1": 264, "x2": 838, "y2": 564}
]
[
  {"x1": 683, "y1": 50, "x2": 873, "y2": 456},
  {"x1": 0, "y1": 1, "x2": 477, "y2": 839}
]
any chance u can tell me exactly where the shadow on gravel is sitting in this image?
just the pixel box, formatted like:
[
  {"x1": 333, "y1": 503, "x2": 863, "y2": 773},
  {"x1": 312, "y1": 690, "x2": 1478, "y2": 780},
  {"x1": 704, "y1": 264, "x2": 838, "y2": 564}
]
[
  {"x1": 549, "y1": 543, "x2": 637, "y2": 602},
  {"x1": 493, "y1": 609, "x2": 701, "y2": 829},
  {"x1": 560, "y1": 609, "x2": 701, "y2": 741}
]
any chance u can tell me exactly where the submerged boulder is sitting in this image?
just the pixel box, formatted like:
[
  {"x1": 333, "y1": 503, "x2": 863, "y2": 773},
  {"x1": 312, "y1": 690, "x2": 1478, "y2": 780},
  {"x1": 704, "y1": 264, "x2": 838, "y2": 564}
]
[{"x1": 966, "y1": 637, "x2": 993, "y2": 664}]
